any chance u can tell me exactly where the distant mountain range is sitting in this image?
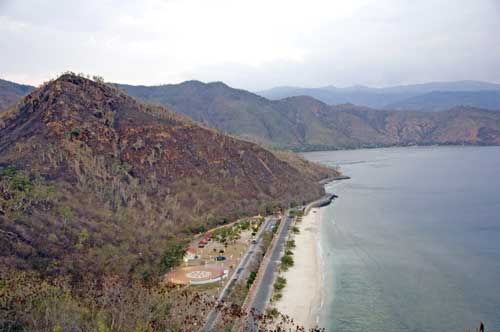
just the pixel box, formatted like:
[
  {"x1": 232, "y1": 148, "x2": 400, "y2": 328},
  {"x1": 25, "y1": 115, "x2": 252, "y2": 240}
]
[
  {"x1": 387, "y1": 90, "x2": 500, "y2": 112},
  {"x1": 116, "y1": 81, "x2": 500, "y2": 151},
  {"x1": 0, "y1": 78, "x2": 35, "y2": 110},
  {"x1": 258, "y1": 80, "x2": 500, "y2": 112},
  {"x1": 1, "y1": 77, "x2": 499, "y2": 151}
]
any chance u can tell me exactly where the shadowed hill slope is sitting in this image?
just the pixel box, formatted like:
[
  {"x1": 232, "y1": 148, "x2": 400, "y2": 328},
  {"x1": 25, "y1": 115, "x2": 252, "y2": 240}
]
[{"x1": 0, "y1": 74, "x2": 336, "y2": 277}]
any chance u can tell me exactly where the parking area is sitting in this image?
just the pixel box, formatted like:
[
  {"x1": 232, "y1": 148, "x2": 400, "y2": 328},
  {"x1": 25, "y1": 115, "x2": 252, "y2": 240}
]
[{"x1": 165, "y1": 217, "x2": 265, "y2": 290}]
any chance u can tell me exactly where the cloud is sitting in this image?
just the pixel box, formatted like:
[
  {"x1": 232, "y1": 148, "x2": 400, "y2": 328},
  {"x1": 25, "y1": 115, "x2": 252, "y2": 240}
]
[{"x1": 0, "y1": 0, "x2": 499, "y2": 90}]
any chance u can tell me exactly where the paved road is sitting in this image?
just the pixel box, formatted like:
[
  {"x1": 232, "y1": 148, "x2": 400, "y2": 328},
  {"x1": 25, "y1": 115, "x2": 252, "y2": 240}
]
[
  {"x1": 244, "y1": 213, "x2": 294, "y2": 331},
  {"x1": 202, "y1": 217, "x2": 273, "y2": 331}
]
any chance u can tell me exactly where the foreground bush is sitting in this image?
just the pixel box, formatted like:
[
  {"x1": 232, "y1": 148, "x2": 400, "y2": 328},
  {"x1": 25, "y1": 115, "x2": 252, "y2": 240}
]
[
  {"x1": 0, "y1": 272, "x2": 212, "y2": 332},
  {"x1": 0, "y1": 272, "x2": 321, "y2": 332}
]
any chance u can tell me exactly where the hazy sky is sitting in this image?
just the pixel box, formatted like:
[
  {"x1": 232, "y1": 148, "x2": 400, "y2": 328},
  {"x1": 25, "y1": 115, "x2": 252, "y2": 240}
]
[{"x1": 1, "y1": 0, "x2": 500, "y2": 90}]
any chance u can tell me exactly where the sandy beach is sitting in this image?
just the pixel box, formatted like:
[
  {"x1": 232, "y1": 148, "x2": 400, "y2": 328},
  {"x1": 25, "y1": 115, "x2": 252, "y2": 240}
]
[{"x1": 275, "y1": 207, "x2": 323, "y2": 330}]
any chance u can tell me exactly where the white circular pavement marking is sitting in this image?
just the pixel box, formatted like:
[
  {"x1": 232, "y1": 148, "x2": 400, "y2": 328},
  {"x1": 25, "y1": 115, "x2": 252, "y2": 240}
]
[{"x1": 186, "y1": 270, "x2": 212, "y2": 279}]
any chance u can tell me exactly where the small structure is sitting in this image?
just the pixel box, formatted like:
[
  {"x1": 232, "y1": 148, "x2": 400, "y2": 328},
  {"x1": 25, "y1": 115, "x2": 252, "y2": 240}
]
[
  {"x1": 198, "y1": 232, "x2": 213, "y2": 248},
  {"x1": 183, "y1": 247, "x2": 197, "y2": 262},
  {"x1": 203, "y1": 232, "x2": 212, "y2": 242}
]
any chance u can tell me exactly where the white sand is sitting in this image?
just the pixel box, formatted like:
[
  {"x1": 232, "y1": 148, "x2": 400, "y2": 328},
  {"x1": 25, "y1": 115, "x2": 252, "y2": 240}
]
[{"x1": 275, "y1": 208, "x2": 323, "y2": 330}]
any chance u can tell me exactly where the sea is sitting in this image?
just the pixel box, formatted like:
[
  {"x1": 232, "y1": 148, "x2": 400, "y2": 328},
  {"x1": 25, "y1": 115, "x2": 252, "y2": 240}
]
[{"x1": 303, "y1": 146, "x2": 500, "y2": 332}]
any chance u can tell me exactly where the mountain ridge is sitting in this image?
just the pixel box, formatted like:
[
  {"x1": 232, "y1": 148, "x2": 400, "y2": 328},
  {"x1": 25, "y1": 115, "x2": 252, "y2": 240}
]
[
  {"x1": 2, "y1": 77, "x2": 500, "y2": 151},
  {"x1": 0, "y1": 73, "x2": 336, "y2": 276},
  {"x1": 387, "y1": 90, "x2": 500, "y2": 112},
  {"x1": 116, "y1": 80, "x2": 500, "y2": 151},
  {"x1": 258, "y1": 80, "x2": 500, "y2": 110}
]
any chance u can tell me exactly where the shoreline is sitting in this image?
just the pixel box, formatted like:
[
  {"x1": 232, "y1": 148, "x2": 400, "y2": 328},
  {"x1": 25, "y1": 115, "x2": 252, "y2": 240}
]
[{"x1": 274, "y1": 207, "x2": 324, "y2": 330}]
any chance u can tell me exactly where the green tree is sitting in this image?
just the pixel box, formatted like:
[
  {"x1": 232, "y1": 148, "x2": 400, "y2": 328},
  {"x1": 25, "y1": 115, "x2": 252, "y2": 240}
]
[{"x1": 160, "y1": 239, "x2": 187, "y2": 273}]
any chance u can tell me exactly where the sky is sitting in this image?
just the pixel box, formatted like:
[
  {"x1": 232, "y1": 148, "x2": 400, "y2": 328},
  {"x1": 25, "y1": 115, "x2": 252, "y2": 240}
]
[{"x1": 1, "y1": 0, "x2": 500, "y2": 90}]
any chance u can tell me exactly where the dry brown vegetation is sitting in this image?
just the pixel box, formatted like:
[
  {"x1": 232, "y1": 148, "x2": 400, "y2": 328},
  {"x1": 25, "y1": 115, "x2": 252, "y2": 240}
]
[
  {"x1": 0, "y1": 73, "x2": 335, "y2": 276},
  {"x1": 0, "y1": 271, "x2": 325, "y2": 332},
  {"x1": 0, "y1": 73, "x2": 335, "y2": 331},
  {"x1": 116, "y1": 80, "x2": 500, "y2": 151}
]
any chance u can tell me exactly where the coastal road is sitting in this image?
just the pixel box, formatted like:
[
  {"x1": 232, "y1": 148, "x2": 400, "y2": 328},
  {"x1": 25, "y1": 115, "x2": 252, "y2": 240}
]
[
  {"x1": 244, "y1": 213, "x2": 294, "y2": 331},
  {"x1": 202, "y1": 217, "x2": 274, "y2": 331}
]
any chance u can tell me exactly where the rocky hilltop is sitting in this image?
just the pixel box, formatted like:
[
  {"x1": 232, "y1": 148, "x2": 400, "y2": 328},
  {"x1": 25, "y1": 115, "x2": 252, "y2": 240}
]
[{"x1": 0, "y1": 74, "x2": 336, "y2": 276}]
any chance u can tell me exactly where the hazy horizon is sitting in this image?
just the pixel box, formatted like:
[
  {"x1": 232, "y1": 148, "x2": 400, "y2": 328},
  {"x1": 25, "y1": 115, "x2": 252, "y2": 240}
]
[
  {"x1": 5, "y1": 74, "x2": 500, "y2": 93},
  {"x1": 1, "y1": 0, "x2": 500, "y2": 90}
]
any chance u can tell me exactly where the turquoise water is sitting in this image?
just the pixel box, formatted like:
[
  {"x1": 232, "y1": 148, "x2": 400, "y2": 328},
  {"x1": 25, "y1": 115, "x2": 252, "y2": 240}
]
[{"x1": 304, "y1": 146, "x2": 500, "y2": 332}]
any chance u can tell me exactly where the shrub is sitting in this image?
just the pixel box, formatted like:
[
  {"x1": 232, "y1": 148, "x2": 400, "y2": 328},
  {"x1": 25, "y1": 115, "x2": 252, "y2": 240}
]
[
  {"x1": 274, "y1": 276, "x2": 287, "y2": 291},
  {"x1": 132, "y1": 138, "x2": 145, "y2": 150},
  {"x1": 272, "y1": 221, "x2": 280, "y2": 234},
  {"x1": 57, "y1": 206, "x2": 75, "y2": 225},
  {"x1": 280, "y1": 255, "x2": 294, "y2": 271},
  {"x1": 240, "y1": 220, "x2": 250, "y2": 230},
  {"x1": 0, "y1": 165, "x2": 17, "y2": 177},
  {"x1": 92, "y1": 75, "x2": 105, "y2": 83},
  {"x1": 246, "y1": 271, "x2": 257, "y2": 289},
  {"x1": 266, "y1": 307, "x2": 279, "y2": 318},
  {"x1": 69, "y1": 127, "x2": 81, "y2": 138}
]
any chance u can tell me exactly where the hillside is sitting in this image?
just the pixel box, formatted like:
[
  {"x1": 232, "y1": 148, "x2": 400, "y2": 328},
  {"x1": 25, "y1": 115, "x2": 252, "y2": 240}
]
[
  {"x1": 0, "y1": 78, "x2": 35, "y2": 110},
  {"x1": 258, "y1": 80, "x2": 500, "y2": 110},
  {"x1": 116, "y1": 81, "x2": 500, "y2": 151},
  {"x1": 0, "y1": 74, "x2": 336, "y2": 277},
  {"x1": 329, "y1": 104, "x2": 500, "y2": 148},
  {"x1": 115, "y1": 81, "x2": 302, "y2": 147}
]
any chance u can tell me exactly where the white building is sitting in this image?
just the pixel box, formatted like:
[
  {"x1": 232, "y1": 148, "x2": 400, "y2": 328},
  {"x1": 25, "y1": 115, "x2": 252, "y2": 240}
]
[{"x1": 183, "y1": 247, "x2": 197, "y2": 262}]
